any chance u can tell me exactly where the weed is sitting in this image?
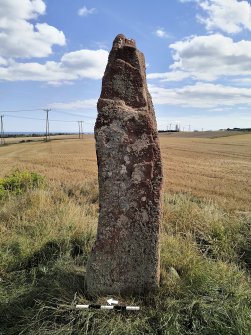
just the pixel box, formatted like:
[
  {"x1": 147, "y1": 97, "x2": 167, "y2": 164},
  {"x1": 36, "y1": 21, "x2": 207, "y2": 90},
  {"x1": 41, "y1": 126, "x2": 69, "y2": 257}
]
[{"x1": 0, "y1": 170, "x2": 45, "y2": 199}]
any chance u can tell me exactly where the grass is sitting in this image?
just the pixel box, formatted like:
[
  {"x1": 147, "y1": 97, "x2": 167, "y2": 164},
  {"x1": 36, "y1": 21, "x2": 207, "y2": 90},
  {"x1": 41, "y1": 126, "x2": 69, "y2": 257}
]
[{"x1": 0, "y1": 133, "x2": 251, "y2": 334}]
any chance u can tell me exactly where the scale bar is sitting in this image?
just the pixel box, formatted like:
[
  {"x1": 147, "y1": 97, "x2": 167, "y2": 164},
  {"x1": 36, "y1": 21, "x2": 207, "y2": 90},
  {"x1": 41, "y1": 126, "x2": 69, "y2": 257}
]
[{"x1": 76, "y1": 304, "x2": 140, "y2": 311}]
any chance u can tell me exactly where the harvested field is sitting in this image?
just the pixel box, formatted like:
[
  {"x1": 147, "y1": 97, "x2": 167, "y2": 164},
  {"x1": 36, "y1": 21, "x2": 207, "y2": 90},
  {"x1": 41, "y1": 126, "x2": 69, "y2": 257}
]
[{"x1": 0, "y1": 131, "x2": 250, "y2": 211}]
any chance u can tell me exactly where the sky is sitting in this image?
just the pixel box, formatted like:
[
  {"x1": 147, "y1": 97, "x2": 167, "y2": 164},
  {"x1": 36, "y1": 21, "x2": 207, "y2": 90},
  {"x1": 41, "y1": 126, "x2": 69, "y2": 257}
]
[{"x1": 1, "y1": 0, "x2": 251, "y2": 133}]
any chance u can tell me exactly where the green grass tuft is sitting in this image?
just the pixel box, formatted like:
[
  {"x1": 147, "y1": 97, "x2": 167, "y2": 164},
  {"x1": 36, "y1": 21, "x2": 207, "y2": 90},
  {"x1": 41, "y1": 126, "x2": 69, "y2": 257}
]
[{"x1": 0, "y1": 170, "x2": 45, "y2": 199}]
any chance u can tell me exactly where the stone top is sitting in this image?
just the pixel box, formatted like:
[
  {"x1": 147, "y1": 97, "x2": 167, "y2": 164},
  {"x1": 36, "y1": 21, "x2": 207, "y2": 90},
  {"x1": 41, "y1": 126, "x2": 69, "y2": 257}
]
[
  {"x1": 99, "y1": 34, "x2": 150, "y2": 110},
  {"x1": 113, "y1": 34, "x2": 136, "y2": 49}
]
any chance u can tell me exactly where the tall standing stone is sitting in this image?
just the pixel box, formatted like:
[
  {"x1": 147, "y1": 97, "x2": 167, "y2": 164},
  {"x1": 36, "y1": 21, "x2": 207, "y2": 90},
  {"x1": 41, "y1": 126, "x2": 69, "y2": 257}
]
[{"x1": 86, "y1": 34, "x2": 163, "y2": 295}]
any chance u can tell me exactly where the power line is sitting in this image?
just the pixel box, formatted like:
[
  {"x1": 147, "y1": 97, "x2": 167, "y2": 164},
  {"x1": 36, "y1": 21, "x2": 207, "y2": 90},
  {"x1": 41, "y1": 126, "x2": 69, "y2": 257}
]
[
  {"x1": 55, "y1": 110, "x2": 96, "y2": 120},
  {"x1": 0, "y1": 108, "x2": 42, "y2": 113},
  {"x1": 0, "y1": 108, "x2": 96, "y2": 120},
  {"x1": 4, "y1": 114, "x2": 94, "y2": 125},
  {"x1": 5, "y1": 115, "x2": 46, "y2": 121},
  {"x1": 1, "y1": 108, "x2": 96, "y2": 122},
  {"x1": 4, "y1": 115, "x2": 73, "y2": 123}
]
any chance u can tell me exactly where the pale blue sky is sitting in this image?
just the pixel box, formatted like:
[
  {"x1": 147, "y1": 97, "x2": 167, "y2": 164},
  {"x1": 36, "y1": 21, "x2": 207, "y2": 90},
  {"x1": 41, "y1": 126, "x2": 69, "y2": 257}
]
[{"x1": 1, "y1": 0, "x2": 251, "y2": 132}]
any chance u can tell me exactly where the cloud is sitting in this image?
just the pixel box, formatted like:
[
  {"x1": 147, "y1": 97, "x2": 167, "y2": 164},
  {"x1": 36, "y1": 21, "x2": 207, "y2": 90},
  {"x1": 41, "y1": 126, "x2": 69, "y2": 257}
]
[
  {"x1": 78, "y1": 6, "x2": 96, "y2": 16},
  {"x1": 179, "y1": 0, "x2": 251, "y2": 34},
  {"x1": 149, "y1": 82, "x2": 251, "y2": 108},
  {"x1": 197, "y1": 0, "x2": 251, "y2": 34},
  {"x1": 151, "y1": 2, "x2": 251, "y2": 84},
  {"x1": 0, "y1": 0, "x2": 104, "y2": 84},
  {"x1": 168, "y1": 34, "x2": 251, "y2": 81},
  {"x1": 0, "y1": 0, "x2": 66, "y2": 59},
  {"x1": 147, "y1": 71, "x2": 192, "y2": 82},
  {"x1": 231, "y1": 77, "x2": 251, "y2": 85},
  {"x1": 155, "y1": 28, "x2": 169, "y2": 38},
  {"x1": 148, "y1": 34, "x2": 251, "y2": 82},
  {"x1": 0, "y1": 57, "x2": 7, "y2": 66},
  {"x1": 0, "y1": 49, "x2": 109, "y2": 83},
  {"x1": 0, "y1": 0, "x2": 46, "y2": 20}
]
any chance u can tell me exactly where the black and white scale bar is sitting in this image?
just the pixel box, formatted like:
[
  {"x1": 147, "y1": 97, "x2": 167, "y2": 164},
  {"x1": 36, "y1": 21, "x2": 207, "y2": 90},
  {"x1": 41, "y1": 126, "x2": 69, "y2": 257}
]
[{"x1": 76, "y1": 304, "x2": 140, "y2": 311}]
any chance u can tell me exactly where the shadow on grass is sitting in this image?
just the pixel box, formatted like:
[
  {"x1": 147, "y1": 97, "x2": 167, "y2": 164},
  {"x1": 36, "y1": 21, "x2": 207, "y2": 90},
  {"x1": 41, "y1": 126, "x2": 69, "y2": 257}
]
[{"x1": 0, "y1": 264, "x2": 86, "y2": 335}]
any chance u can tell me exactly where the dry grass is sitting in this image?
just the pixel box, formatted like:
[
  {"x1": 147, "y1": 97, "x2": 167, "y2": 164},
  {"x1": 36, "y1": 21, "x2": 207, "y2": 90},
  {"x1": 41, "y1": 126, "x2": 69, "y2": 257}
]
[
  {"x1": 1, "y1": 132, "x2": 250, "y2": 211},
  {"x1": 1, "y1": 176, "x2": 250, "y2": 335}
]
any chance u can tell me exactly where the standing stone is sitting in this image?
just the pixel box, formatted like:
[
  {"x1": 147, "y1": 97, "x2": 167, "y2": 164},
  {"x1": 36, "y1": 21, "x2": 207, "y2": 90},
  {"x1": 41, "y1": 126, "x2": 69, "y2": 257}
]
[{"x1": 86, "y1": 34, "x2": 163, "y2": 296}]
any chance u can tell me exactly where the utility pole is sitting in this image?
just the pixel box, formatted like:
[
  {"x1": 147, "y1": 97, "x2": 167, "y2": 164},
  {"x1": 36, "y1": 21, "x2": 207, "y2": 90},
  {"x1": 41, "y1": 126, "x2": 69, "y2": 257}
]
[
  {"x1": 44, "y1": 109, "x2": 51, "y2": 141},
  {"x1": 188, "y1": 124, "x2": 191, "y2": 132},
  {"x1": 80, "y1": 121, "x2": 83, "y2": 139},
  {"x1": 0, "y1": 115, "x2": 4, "y2": 145},
  {"x1": 78, "y1": 121, "x2": 81, "y2": 139},
  {"x1": 78, "y1": 121, "x2": 84, "y2": 139}
]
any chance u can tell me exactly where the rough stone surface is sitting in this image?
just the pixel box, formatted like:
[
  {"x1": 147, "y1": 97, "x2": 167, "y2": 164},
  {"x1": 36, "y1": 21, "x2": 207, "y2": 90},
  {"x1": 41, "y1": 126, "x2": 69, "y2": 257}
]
[{"x1": 86, "y1": 34, "x2": 163, "y2": 296}]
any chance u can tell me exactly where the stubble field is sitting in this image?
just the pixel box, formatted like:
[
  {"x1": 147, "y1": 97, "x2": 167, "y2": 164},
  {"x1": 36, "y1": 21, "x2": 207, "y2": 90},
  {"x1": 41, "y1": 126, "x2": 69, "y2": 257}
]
[{"x1": 1, "y1": 131, "x2": 251, "y2": 211}]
